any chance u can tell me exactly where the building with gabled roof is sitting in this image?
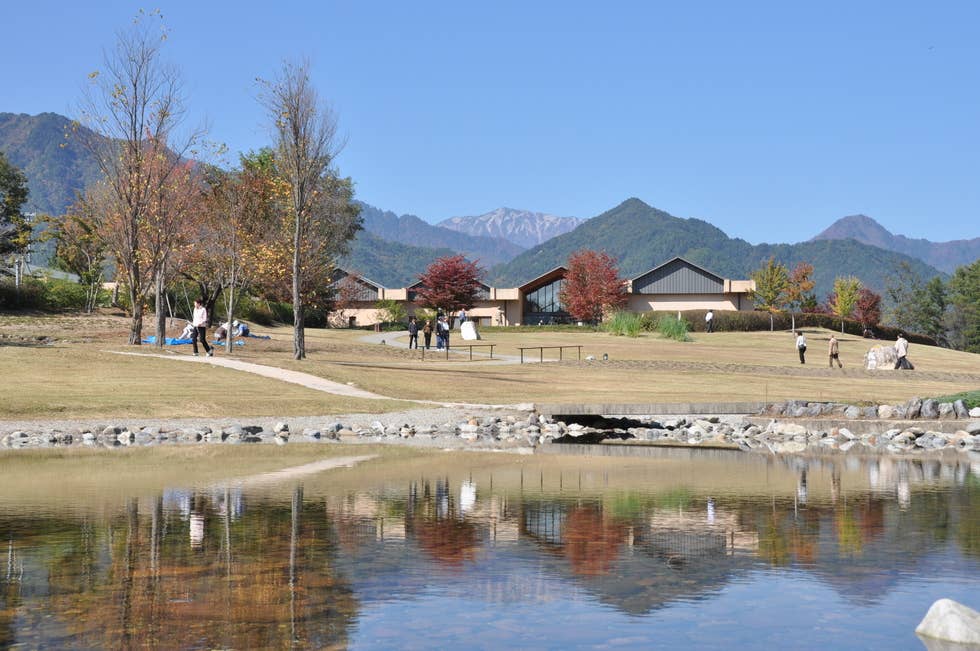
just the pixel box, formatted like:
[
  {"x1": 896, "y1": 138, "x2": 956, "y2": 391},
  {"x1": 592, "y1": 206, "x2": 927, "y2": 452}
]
[
  {"x1": 627, "y1": 257, "x2": 755, "y2": 313},
  {"x1": 327, "y1": 258, "x2": 754, "y2": 327}
]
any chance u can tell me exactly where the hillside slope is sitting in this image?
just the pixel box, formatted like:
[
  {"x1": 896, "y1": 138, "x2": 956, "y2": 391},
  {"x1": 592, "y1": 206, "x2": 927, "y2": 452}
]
[
  {"x1": 811, "y1": 214, "x2": 980, "y2": 273},
  {"x1": 0, "y1": 112, "x2": 103, "y2": 215},
  {"x1": 491, "y1": 198, "x2": 943, "y2": 296}
]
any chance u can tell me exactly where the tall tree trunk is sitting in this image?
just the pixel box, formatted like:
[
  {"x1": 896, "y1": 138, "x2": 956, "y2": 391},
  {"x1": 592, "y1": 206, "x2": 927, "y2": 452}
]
[
  {"x1": 154, "y1": 272, "x2": 166, "y2": 348},
  {"x1": 128, "y1": 286, "x2": 143, "y2": 345},
  {"x1": 292, "y1": 220, "x2": 305, "y2": 360}
]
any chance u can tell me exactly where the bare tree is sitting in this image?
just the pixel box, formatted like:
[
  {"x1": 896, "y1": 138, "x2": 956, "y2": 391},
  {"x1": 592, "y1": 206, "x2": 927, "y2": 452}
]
[
  {"x1": 260, "y1": 60, "x2": 360, "y2": 359},
  {"x1": 74, "y1": 11, "x2": 203, "y2": 344}
]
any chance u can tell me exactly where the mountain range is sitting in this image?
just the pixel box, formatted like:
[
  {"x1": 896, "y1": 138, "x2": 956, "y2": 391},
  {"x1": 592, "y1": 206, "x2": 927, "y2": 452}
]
[
  {"x1": 438, "y1": 208, "x2": 582, "y2": 248},
  {"x1": 1, "y1": 110, "x2": 968, "y2": 297},
  {"x1": 811, "y1": 214, "x2": 980, "y2": 274},
  {"x1": 355, "y1": 202, "x2": 524, "y2": 267},
  {"x1": 489, "y1": 198, "x2": 944, "y2": 297}
]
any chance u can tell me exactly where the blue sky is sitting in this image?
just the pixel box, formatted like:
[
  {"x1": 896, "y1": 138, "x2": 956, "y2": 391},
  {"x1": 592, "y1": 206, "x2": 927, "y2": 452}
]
[{"x1": 3, "y1": 1, "x2": 979, "y2": 244}]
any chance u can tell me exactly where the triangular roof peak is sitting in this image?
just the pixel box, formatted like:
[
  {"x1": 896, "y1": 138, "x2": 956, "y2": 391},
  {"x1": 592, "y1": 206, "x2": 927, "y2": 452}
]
[
  {"x1": 332, "y1": 267, "x2": 386, "y2": 290},
  {"x1": 518, "y1": 266, "x2": 568, "y2": 292},
  {"x1": 631, "y1": 257, "x2": 724, "y2": 283}
]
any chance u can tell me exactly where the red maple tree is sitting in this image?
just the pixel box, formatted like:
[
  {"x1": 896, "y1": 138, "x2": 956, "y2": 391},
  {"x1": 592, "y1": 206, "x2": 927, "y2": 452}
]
[
  {"x1": 559, "y1": 249, "x2": 628, "y2": 323},
  {"x1": 415, "y1": 255, "x2": 485, "y2": 318},
  {"x1": 853, "y1": 287, "x2": 882, "y2": 329}
]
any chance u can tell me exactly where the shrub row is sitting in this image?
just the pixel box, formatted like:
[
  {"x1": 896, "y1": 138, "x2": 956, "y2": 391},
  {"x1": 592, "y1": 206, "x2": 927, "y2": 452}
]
[
  {"x1": 654, "y1": 309, "x2": 937, "y2": 346},
  {"x1": 0, "y1": 278, "x2": 104, "y2": 312}
]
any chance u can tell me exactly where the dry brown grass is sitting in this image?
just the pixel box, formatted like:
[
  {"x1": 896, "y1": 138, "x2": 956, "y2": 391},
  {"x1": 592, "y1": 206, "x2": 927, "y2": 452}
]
[{"x1": 2, "y1": 313, "x2": 978, "y2": 419}]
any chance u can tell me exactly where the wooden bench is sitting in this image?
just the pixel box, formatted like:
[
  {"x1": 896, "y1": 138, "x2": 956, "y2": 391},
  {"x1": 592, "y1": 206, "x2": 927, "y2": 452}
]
[
  {"x1": 517, "y1": 345, "x2": 582, "y2": 363},
  {"x1": 421, "y1": 343, "x2": 496, "y2": 361}
]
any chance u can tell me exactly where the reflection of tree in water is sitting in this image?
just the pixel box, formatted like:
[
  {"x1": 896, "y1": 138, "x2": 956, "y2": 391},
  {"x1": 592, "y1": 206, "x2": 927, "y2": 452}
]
[
  {"x1": 1, "y1": 538, "x2": 23, "y2": 648},
  {"x1": 558, "y1": 504, "x2": 629, "y2": 577},
  {"x1": 407, "y1": 479, "x2": 481, "y2": 568},
  {"x1": 956, "y1": 473, "x2": 980, "y2": 558},
  {"x1": 521, "y1": 499, "x2": 630, "y2": 577},
  {"x1": 35, "y1": 487, "x2": 358, "y2": 649}
]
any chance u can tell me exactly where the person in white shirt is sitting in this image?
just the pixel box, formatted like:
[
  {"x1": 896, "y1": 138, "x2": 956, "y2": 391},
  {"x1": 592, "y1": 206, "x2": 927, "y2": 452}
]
[
  {"x1": 191, "y1": 299, "x2": 214, "y2": 357},
  {"x1": 705, "y1": 309, "x2": 714, "y2": 333},
  {"x1": 894, "y1": 333, "x2": 910, "y2": 369},
  {"x1": 795, "y1": 331, "x2": 807, "y2": 364}
]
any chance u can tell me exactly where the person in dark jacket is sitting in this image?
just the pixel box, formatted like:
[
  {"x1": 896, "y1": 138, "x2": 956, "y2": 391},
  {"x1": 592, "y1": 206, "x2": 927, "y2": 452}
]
[
  {"x1": 407, "y1": 316, "x2": 419, "y2": 349},
  {"x1": 422, "y1": 320, "x2": 433, "y2": 349}
]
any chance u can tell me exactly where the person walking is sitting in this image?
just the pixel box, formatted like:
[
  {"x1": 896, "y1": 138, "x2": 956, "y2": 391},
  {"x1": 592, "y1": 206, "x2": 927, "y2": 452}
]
[
  {"x1": 828, "y1": 334, "x2": 843, "y2": 368},
  {"x1": 422, "y1": 319, "x2": 433, "y2": 349},
  {"x1": 407, "y1": 316, "x2": 419, "y2": 349},
  {"x1": 705, "y1": 309, "x2": 714, "y2": 333},
  {"x1": 894, "y1": 333, "x2": 911, "y2": 369},
  {"x1": 795, "y1": 330, "x2": 807, "y2": 364},
  {"x1": 191, "y1": 299, "x2": 213, "y2": 357}
]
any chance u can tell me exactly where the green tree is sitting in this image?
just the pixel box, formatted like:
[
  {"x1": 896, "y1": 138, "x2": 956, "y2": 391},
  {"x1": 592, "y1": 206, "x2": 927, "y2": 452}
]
[
  {"x1": 886, "y1": 261, "x2": 927, "y2": 333},
  {"x1": 918, "y1": 276, "x2": 948, "y2": 344},
  {"x1": 947, "y1": 260, "x2": 980, "y2": 353},
  {"x1": 374, "y1": 298, "x2": 407, "y2": 327},
  {"x1": 41, "y1": 211, "x2": 108, "y2": 313},
  {"x1": 827, "y1": 276, "x2": 862, "y2": 333},
  {"x1": 748, "y1": 257, "x2": 789, "y2": 331},
  {"x1": 0, "y1": 151, "x2": 30, "y2": 259}
]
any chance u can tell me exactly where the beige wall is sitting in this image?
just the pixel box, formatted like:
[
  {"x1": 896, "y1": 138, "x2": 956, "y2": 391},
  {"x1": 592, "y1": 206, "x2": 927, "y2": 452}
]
[
  {"x1": 626, "y1": 293, "x2": 753, "y2": 313},
  {"x1": 329, "y1": 291, "x2": 753, "y2": 327}
]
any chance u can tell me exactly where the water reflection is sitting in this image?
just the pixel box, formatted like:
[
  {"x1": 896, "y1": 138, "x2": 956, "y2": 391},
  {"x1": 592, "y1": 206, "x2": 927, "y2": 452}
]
[{"x1": 1, "y1": 451, "x2": 978, "y2": 649}]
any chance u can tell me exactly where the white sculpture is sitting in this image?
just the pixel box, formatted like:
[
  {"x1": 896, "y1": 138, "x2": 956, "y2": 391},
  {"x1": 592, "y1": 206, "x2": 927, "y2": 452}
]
[{"x1": 460, "y1": 321, "x2": 480, "y2": 341}]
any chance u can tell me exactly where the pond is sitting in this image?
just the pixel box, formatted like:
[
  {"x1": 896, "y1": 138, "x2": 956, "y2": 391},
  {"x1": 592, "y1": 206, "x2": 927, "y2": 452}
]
[{"x1": 1, "y1": 446, "x2": 978, "y2": 650}]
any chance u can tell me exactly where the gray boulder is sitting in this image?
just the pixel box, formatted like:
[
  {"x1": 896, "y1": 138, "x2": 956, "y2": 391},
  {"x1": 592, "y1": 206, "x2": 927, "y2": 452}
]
[
  {"x1": 843, "y1": 406, "x2": 862, "y2": 420},
  {"x1": 906, "y1": 397, "x2": 923, "y2": 419},
  {"x1": 921, "y1": 399, "x2": 940, "y2": 420},
  {"x1": 939, "y1": 403, "x2": 955, "y2": 419},
  {"x1": 915, "y1": 598, "x2": 980, "y2": 645},
  {"x1": 953, "y1": 400, "x2": 969, "y2": 419}
]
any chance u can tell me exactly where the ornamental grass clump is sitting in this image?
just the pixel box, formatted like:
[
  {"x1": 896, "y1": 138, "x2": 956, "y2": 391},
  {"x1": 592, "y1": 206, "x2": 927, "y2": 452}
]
[
  {"x1": 602, "y1": 311, "x2": 643, "y2": 337},
  {"x1": 656, "y1": 314, "x2": 691, "y2": 342}
]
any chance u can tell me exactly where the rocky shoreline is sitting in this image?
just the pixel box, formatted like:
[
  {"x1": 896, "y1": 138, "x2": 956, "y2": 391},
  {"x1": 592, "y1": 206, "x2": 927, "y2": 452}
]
[{"x1": 1, "y1": 397, "x2": 979, "y2": 456}]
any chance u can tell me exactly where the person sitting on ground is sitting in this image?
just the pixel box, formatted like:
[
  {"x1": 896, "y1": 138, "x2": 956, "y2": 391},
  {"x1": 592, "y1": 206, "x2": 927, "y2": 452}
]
[
  {"x1": 233, "y1": 320, "x2": 250, "y2": 337},
  {"x1": 179, "y1": 322, "x2": 196, "y2": 340},
  {"x1": 215, "y1": 325, "x2": 228, "y2": 343}
]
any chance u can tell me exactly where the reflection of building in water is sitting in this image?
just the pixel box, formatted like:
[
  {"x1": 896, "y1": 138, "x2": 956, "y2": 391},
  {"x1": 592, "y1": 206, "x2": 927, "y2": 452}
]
[
  {"x1": 325, "y1": 483, "x2": 521, "y2": 547},
  {"x1": 645, "y1": 507, "x2": 758, "y2": 557},
  {"x1": 460, "y1": 480, "x2": 476, "y2": 514}
]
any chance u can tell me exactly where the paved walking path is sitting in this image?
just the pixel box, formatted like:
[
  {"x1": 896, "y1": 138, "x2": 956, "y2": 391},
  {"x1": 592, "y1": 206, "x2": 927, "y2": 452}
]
[
  {"x1": 109, "y1": 350, "x2": 530, "y2": 411},
  {"x1": 111, "y1": 350, "x2": 391, "y2": 399}
]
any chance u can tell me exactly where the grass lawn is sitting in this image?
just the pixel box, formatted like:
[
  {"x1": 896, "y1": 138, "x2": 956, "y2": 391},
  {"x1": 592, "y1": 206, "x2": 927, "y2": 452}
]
[{"x1": 2, "y1": 312, "x2": 978, "y2": 419}]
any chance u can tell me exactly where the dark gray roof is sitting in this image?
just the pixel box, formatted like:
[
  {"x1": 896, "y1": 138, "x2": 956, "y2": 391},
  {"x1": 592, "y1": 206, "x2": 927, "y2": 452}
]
[{"x1": 631, "y1": 257, "x2": 725, "y2": 295}]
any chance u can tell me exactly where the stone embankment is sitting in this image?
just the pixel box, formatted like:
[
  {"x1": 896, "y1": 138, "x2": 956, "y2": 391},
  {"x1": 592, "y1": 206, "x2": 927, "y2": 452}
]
[{"x1": 1, "y1": 398, "x2": 978, "y2": 455}]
